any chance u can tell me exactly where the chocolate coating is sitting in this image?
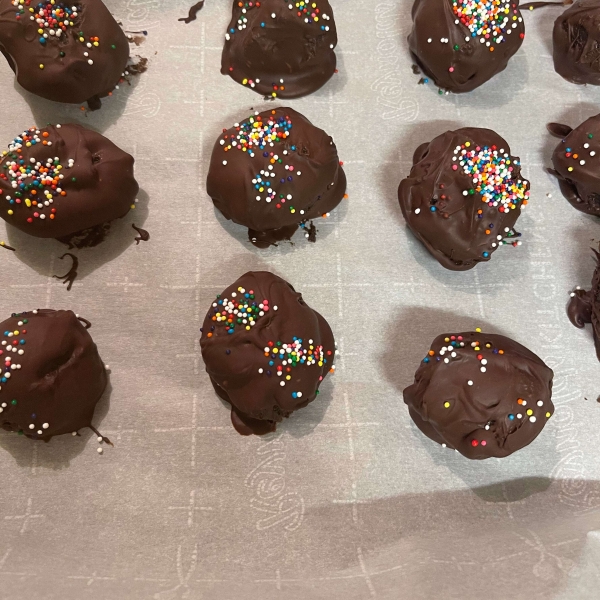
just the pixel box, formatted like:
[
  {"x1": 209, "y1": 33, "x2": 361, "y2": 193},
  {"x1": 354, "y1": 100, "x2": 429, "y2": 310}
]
[
  {"x1": 404, "y1": 332, "x2": 554, "y2": 459},
  {"x1": 568, "y1": 248, "x2": 600, "y2": 361},
  {"x1": 200, "y1": 272, "x2": 336, "y2": 436},
  {"x1": 398, "y1": 127, "x2": 529, "y2": 270},
  {"x1": 549, "y1": 115, "x2": 600, "y2": 217},
  {"x1": 207, "y1": 107, "x2": 346, "y2": 248},
  {"x1": 0, "y1": 0, "x2": 129, "y2": 105},
  {"x1": 0, "y1": 123, "x2": 139, "y2": 241},
  {"x1": 221, "y1": 0, "x2": 337, "y2": 98},
  {"x1": 0, "y1": 309, "x2": 107, "y2": 441},
  {"x1": 408, "y1": 0, "x2": 525, "y2": 93},
  {"x1": 553, "y1": 0, "x2": 600, "y2": 85}
]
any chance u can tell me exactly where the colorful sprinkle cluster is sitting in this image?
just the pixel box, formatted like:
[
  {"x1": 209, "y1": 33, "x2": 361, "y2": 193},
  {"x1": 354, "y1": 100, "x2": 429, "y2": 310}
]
[
  {"x1": 0, "y1": 311, "x2": 52, "y2": 437},
  {"x1": 563, "y1": 132, "x2": 596, "y2": 174},
  {"x1": 453, "y1": 142, "x2": 529, "y2": 214},
  {"x1": 290, "y1": 1, "x2": 331, "y2": 28},
  {"x1": 221, "y1": 112, "x2": 292, "y2": 157},
  {"x1": 1, "y1": 126, "x2": 73, "y2": 225},
  {"x1": 28, "y1": 1, "x2": 79, "y2": 43},
  {"x1": 258, "y1": 337, "x2": 334, "y2": 394},
  {"x1": 221, "y1": 112, "x2": 304, "y2": 213},
  {"x1": 423, "y1": 330, "x2": 551, "y2": 449},
  {"x1": 208, "y1": 286, "x2": 271, "y2": 335},
  {"x1": 452, "y1": 0, "x2": 523, "y2": 49},
  {"x1": 226, "y1": 1, "x2": 260, "y2": 38}
]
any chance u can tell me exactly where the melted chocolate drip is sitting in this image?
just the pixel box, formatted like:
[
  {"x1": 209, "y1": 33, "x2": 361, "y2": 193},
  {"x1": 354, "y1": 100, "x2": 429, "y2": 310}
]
[
  {"x1": 0, "y1": 242, "x2": 15, "y2": 252},
  {"x1": 306, "y1": 222, "x2": 317, "y2": 243},
  {"x1": 77, "y1": 316, "x2": 92, "y2": 330},
  {"x1": 132, "y1": 224, "x2": 150, "y2": 244},
  {"x1": 90, "y1": 425, "x2": 113, "y2": 447},
  {"x1": 179, "y1": 1, "x2": 205, "y2": 23},
  {"x1": 547, "y1": 122, "x2": 574, "y2": 138},
  {"x1": 53, "y1": 253, "x2": 79, "y2": 292}
]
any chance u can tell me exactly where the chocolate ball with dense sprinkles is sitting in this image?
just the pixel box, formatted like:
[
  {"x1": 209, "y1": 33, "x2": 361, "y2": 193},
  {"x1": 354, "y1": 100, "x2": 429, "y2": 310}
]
[
  {"x1": 0, "y1": 123, "x2": 139, "y2": 248},
  {"x1": 404, "y1": 331, "x2": 554, "y2": 459},
  {"x1": 200, "y1": 272, "x2": 336, "y2": 436},
  {"x1": 408, "y1": 0, "x2": 525, "y2": 93},
  {"x1": 398, "y1": 127, "x2": 529, "y2": 270}
]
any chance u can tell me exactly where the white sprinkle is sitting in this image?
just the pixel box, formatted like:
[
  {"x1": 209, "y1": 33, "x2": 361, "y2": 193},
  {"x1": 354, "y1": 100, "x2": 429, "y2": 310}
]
[
  {"x1": 42, "y1": 423, "x2": 49, "y2": 429},
  {"x1": 414, "y1": 208, "x2": 421, "y2": 215},
  {"x1": 97, "y1": 447, "x2": 103, "y2": 454},
  {"x1": 223, "y1": 160, "x2": 228, "y2": 166},
  {"x1": 467, "y1": 380, "x2": 473, "y2": 386},
  {"x1": 529, "y1": 416, "x2": 537, "y2": 423},
  {"x1": 280, "y1": 381, "x2": 285, "y2": 387},
  {"x1": 480, "y1": 367, "x2": 486, "y2": 373},
  {"x1": 442, "y1": 443, "x2": 447, "y2": 448},
  {"x1": 537, "y1": 400, "x2": 543, "y2": 407},
  {"x1": 28, "y1": 424, "x2": 35, "y2": 430},
  {"x1": 72, "y1": 432, "x2": 77, "y2": 436},
  {"x1": 258, "y1": 368, "x2": 264, "y2": 374}
]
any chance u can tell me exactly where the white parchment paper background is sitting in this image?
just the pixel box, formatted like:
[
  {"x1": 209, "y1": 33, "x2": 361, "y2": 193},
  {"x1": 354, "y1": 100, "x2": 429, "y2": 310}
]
[{"x1": 0, "y1": 1, "x2": 598, "y2": 598}]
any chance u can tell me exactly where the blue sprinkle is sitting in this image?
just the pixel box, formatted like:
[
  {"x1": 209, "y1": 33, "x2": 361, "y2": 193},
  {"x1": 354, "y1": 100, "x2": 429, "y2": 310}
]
[
  {"x1": 424, "y1": 357, "x2": 430, "y2": 363},
  {"x1": 430, "y1": 206, "x2": 437, "y2": 212},
  {"x1": 292, "y1": 392, "x2": 298, "y2": 399},
  {"x1": 482, "y1": 252, "x2": 489, "y2": 258},
  {"x1": 508, "y1": 414, "x2": 515, "y2": 420}
]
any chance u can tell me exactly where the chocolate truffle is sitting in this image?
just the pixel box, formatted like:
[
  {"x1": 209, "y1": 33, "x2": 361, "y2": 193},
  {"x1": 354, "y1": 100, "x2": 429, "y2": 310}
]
[
  {"x1": 221, "y1": 0, "x2": 338, "y2": 98},
  {"x1": 568, "y1": 247, "x2": 600, "y2": 361},
  {"x1": 553, "y1": 0, "x2": 600, "y2": 85},
  {"x1": 200, "y1": 272, "x2": 336, "y2": 436},
  {"x1": 0, "y1": 309, "x2": 107, "y2": 441},
  {"x1": 398, "y1": 127, "x2": 529, "y2": 271},
  {"x1": 207, "y1": 107, "x2": 346, "y2": 248},
  {"x1": 0, "y1": 0, "x2": 129, "y2": 107},
  {"x1": 404, "y1": 331, "x2": 554, "y2": 459},
  {"x1": 408, "y1": 0, "x2": 525, "y2": 93},
  {"x1": 548, "y1": 116, "x2": 600, "y2": 217},
  {"x1": 0, "y1": 124, "x2": 139, "y2": 246}
]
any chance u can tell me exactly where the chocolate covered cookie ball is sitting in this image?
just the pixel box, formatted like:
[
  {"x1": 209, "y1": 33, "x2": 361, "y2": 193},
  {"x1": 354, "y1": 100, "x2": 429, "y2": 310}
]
[
  {"x1": 0, "y1": 124, "x2": 139, "y2": 247},
  {"x1": 548, "y1": 116, "x2": 600, "y2": 217},
  {"x1": 404, "y1": 331, "x2": 554, "y2": 459},
  {"x1": 398, "y1": 127, "x2": 528, "y2": 270},
  {"x1": 207, "y1": 107, "x2": 346, "y2": 248},
  {"x1": 568, "y1": 247, "x2": 600, "y2": 361},
  {"x1": 553, "y1": 0, "x2": 600, "y2": 86},
  {"x1": 200, "y1": 272, "x2": 336, "y2": 436},
  {"x1": 0, "y1": 309, "x2": 108, "y2": 441},
  {"x1": 408, "y1": 0, "x2": 525, "y2": 93},
  {"x1": 221, "y1": 0, "x2": 338, "y2": 98},
  {"x1": 0, "y1": 0, "x2": 130, "y2": 107}
]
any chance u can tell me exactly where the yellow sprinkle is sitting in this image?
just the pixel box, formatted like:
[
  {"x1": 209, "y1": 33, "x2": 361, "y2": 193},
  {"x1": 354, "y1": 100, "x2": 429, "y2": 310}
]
[
  {"x1": 475, "y1": 327, "x2": 481, "y2": 333},
  {"x1": 39, "y1": 64, "x2": 44, "y2": 70},
  {"x1": 546, "y1": 412, "x2": 551, "y2": 418},
  {"x1": 7, "y1": 210, "x2": 13, "y2": 216},
  {"x1": 444, "y1": 402, "x2": 451, "y2": 409},
  {"x1": 130, "y1": 204, "x2": 136, "y2": 209},
  {"x1": 527, "y1": 409, "x2": 533, "y2": 416}
]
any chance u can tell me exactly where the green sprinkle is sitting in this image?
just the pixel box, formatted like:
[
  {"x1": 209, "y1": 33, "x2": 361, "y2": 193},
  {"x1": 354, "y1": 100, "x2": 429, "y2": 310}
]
[{"x1": 11, "y1": 399, "x2": 17, "y2": 406}]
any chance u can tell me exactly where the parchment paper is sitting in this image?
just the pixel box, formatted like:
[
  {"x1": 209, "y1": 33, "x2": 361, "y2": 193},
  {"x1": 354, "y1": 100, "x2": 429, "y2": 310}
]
[{"x1": 0, "y1": 1, "x2": 599, "y2": 599}]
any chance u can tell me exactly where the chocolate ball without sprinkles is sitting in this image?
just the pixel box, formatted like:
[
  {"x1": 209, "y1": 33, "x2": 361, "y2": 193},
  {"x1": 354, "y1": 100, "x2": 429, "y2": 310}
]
[
  {"x1": 404, "y1": 331, "x2": 554, "y2": 459},
  {"x1": 221, "y1": 0, "x2": 338, "y2": 98},
  {"x1": 408, "y1": 0, "x2": 525, "y2": 93},
  {"x1": 207, "y1": 107, "x2": 346, "y2": 248},
  {"x1": 398, "y1": 127, "x2": 529, "y2": 271},
  {"x1": 0, "y1": 309, "x2": 108, "y2": 442},
  {"x1": 0, "y1": 123, "x2": 139, "y2": 248},
  {"x1": 553, "y1": 0, "x2": 600, "y2": 86},
  {"x1": 0, "y1": 0, "x2": 130, "y2": 108},
  {"x1": 200, "y1": 272, "x2": 336, "y2": 436},
  {"x1": 548, "y1": 115, "x2": 600, "y2": 217},
  {"x1": 568, "y1": 246, "x2": 600, "y2": 362}
]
